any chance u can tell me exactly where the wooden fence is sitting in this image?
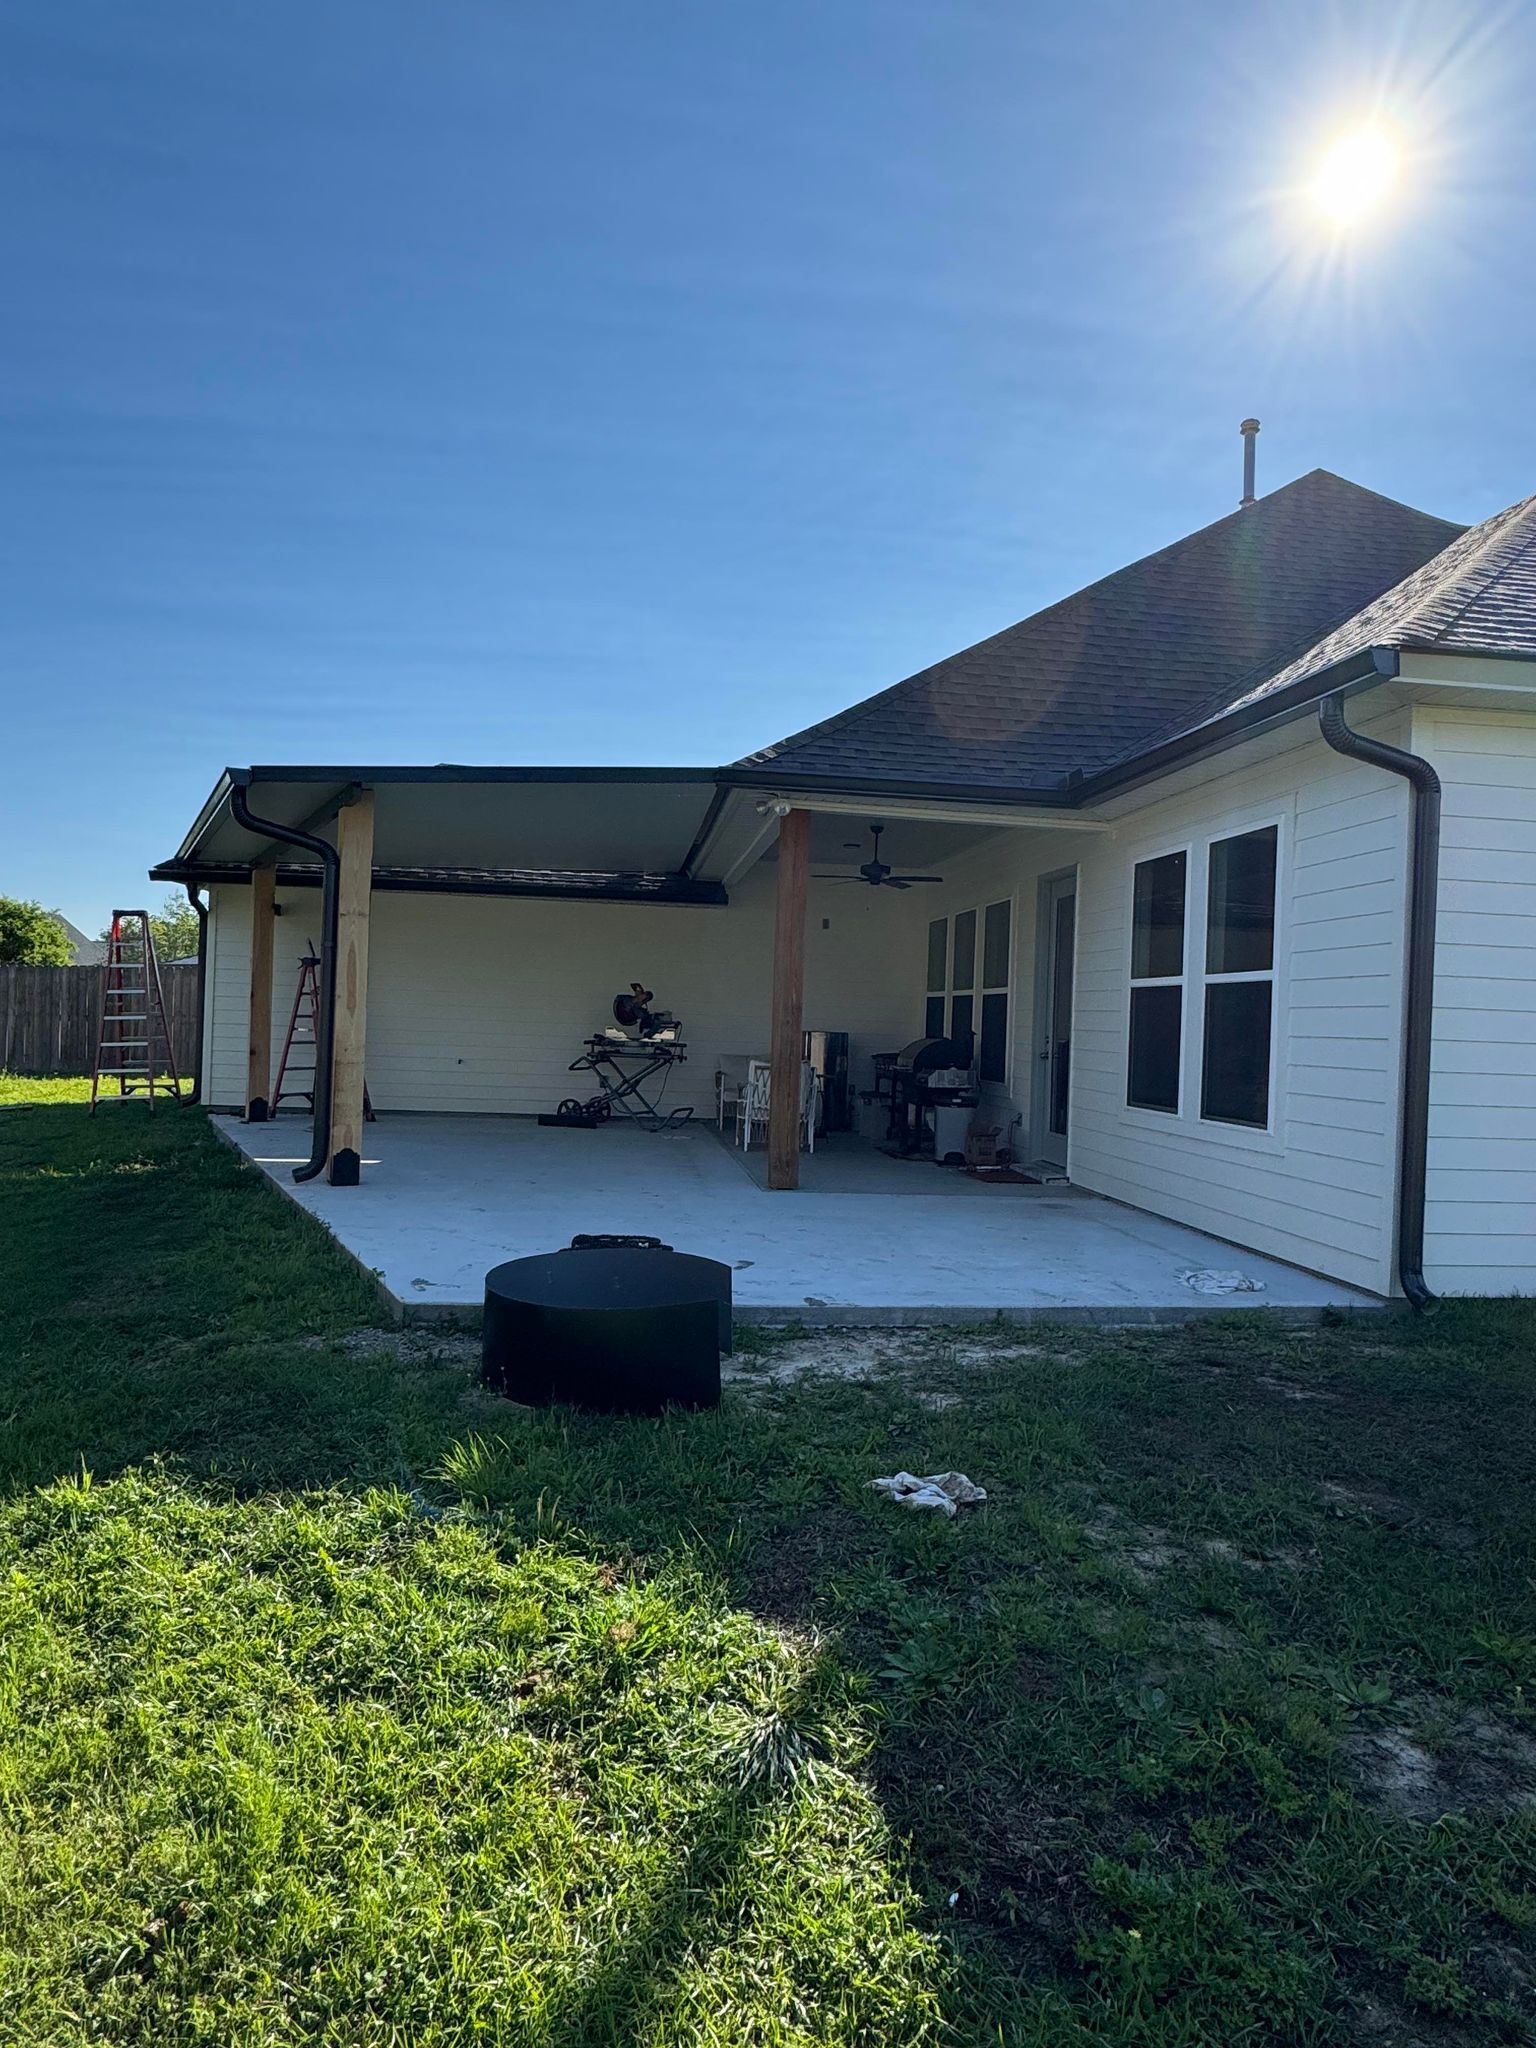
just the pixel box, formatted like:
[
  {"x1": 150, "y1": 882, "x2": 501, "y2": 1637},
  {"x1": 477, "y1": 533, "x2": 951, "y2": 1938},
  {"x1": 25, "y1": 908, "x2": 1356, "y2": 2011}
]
[{"x1": 0, "y1": 964, "x2": 200, "y2": 1077}]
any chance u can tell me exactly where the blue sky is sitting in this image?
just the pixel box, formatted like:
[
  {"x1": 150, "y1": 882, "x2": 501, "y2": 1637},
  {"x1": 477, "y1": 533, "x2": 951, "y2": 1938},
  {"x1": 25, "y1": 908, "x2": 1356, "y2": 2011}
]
[{"x1": 2, "y1": 0, "x2": 1533, "y2": 930}]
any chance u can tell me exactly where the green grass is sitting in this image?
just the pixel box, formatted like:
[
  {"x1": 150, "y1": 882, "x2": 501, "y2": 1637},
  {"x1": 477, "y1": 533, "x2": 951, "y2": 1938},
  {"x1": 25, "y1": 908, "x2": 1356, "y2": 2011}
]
[
  {"x1": 1, "y1": 1071, "x2": 182, "y2": 1105},
  {"x1": 2, "y1": 1105, "x2": 1534, "y2": 2044}
]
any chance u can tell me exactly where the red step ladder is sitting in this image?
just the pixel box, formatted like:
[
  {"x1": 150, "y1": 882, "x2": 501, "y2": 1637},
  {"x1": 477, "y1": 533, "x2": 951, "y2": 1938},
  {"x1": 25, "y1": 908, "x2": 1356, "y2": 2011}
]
[
  {"x1": 90, "y1": 911, "x2": 184, "y2": 1113},
  {"x1": 273, "y1": 945, "x2": 373, "y2": 1119}
]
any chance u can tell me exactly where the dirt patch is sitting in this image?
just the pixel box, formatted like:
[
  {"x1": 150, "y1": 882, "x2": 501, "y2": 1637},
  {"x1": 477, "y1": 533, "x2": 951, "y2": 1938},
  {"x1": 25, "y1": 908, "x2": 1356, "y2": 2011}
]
[
  {"x1": 324, "y1": 1327, "x2": 481, "y2": 1369},
  {"x1": 1342, "y1": 1705, "x2": 1536, "y2": 1824},
  {"x1": 1079, "y1": 1498, "x2": 1314, "y2": 1582},
  {"x1": 1318, "y1": 1480, "x2": 1478, "y2": 1553},
  {"x1": 725, "y1": 1331, "x2": 1055, "y2": 1388}
]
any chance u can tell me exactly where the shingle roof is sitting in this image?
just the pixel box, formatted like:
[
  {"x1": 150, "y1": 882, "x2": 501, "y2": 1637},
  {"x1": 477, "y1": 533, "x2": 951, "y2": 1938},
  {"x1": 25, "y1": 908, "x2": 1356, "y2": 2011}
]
[
  {"x1": 1176, "y1": 490, "x2": 1536, "y2": 738},
  {"x1": 740, "y1": 470, "x2": 1465, "y2": 792}
]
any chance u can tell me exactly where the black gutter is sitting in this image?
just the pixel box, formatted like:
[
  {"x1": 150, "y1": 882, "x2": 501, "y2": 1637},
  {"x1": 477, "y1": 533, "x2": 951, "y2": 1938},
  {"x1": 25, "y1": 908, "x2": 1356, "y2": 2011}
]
[
  {"x1": 1317, "y1": 693, "x2": 1440, "y2": 1311},
  {"x1": 1073, "y1": 647, "x2": 1401, "y2": 804},
  {"x1": 184, "y1": 885, "x2": 208, "y2": 1106},
  {"x1": 229, "y1": 780, "x2": 340, "y2": 1185}
]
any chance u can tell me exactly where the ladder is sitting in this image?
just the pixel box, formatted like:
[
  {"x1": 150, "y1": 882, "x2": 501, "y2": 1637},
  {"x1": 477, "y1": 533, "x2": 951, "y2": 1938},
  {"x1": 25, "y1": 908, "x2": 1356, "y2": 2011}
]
[
  {"x1": 90, "y1": 911, "x2": 184, "y2": 1113},
  {"x1": 273, "y1": 945, "x2": 374, "y2": 1119}
]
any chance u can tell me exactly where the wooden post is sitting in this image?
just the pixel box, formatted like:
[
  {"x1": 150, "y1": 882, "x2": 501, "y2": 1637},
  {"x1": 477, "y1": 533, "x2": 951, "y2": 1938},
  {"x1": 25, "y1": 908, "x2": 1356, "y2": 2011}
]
[
  {"x1": 767, "y1": 806, "x2": 810, "y2": 1190},
  {"x1": 328, "y1": 790, "x2": 374, "y2": 1186},
  {"x1": 245, "y1": 865, "x2": 276, "y2": 1120}
]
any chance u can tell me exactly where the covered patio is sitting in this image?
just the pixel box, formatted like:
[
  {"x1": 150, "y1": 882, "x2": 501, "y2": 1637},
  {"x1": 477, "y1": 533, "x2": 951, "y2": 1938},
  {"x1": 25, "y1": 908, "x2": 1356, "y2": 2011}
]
[{"x1": 218, "y1": 1113, "x2": 1379, "y2": 1323}]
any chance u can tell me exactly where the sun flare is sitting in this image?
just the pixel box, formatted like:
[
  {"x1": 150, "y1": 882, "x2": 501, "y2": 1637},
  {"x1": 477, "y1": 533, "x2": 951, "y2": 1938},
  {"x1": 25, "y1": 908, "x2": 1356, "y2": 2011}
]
[{"x1": 1306, "y1": 123, "x2": 1403, "y2": 228}]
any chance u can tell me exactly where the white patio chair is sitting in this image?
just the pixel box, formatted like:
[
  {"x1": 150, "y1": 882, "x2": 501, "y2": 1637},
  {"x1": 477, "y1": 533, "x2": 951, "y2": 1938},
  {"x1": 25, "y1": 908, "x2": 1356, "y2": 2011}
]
[
  {"x1": 715, "y1": 1053, "x2": 754, "y2": 1129},
  {"x1": 735, "y1": 1058, "x2": 817, "y2": 1154}
]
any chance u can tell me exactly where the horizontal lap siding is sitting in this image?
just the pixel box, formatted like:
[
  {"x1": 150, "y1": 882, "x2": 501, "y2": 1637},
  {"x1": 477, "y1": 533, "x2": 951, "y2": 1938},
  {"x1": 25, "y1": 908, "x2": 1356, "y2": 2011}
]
[
  {"x1": 203, "y1": 869, "x2": 919, "y2": 1120},
  {"x1": 1417, "y1": 706, "x2": 1536, "y2": 1297},
  {"x1": 1068, "y1": 720, "x2": 1411, "y2": 1294}
]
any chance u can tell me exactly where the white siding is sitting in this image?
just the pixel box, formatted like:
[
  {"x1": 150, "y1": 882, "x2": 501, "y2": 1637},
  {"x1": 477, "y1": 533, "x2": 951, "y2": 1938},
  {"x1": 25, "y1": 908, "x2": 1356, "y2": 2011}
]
[
  {"x1": 1066, "y1": 715, "x2": 1415, "y2": 1296},
  {"x1": 1417, "y1": 705, "x2": 1536, "y2": 1296},
  {"x1": 204, "y1": 869, "x2": 922, "y2": 1122}
]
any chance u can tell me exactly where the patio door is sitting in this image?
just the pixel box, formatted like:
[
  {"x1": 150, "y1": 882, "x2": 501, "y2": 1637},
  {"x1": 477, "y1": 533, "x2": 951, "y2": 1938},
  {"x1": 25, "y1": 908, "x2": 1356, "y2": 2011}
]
[{"x1": 1033, "y1": 874, "x2": 1076, "y2": 1170}]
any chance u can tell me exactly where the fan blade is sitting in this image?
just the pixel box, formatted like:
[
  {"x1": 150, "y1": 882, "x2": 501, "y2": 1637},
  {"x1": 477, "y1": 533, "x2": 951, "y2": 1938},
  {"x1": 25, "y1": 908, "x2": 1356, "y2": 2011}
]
[
  {"x1": 882, "y1": 878, "x2": 912, "y2": 890},
  {"x1": 888, "y1": 874, "x2": 945, "y2": 884},
  {"x1": 812, "y1": 873, "x2": 868, "y2": 881}
]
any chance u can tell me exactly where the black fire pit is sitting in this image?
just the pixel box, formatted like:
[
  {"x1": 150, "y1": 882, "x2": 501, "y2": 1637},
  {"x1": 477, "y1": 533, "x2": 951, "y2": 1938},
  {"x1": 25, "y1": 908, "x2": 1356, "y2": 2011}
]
[{"x1": 482, "y1": 1235, "x2": 730, "y2": 1414}]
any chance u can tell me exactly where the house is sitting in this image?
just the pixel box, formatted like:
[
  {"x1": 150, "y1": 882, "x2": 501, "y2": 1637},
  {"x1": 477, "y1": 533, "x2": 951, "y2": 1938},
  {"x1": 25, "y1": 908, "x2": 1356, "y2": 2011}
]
[
  {"x1": 151, "y1": 448, "x2": 1536, "y2": 1309},
  {"x1": 57, "y1": 917, "x2": 106, "y2": 968}
]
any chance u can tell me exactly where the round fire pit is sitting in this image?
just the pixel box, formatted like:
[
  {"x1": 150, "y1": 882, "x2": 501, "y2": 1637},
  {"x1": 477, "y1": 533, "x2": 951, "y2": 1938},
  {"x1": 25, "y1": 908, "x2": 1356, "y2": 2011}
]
[{"x1": 482, "y1": 1235, "x2": 730, "y2": 1414}]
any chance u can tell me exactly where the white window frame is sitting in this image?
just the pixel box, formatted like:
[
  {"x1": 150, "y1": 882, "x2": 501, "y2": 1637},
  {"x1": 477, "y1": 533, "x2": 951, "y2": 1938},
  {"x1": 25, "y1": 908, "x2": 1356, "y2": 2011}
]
[
  {"x1": 1124, "y1": 840, "x2": 1190, "y2": 1120},
  {"x1": 977, "y1": 895, "x2": 1015, "y2": 1088},
  {"x1": 1194, "y1": 813, "x2": 1285, "y2": 1143},
  {"x1": 923, "y1": 913, "x2": 950, "y2": 1039},
  {"x1": 1122, "y1": 802, "x2": 1302, "y2": 1155}
]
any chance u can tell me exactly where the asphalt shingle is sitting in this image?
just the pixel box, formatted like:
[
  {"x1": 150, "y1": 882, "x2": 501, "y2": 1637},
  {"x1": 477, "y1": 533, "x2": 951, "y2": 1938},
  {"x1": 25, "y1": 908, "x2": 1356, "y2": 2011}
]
[{"x1": 740, "y1": 470, "x2": 1465, "y2": 792}]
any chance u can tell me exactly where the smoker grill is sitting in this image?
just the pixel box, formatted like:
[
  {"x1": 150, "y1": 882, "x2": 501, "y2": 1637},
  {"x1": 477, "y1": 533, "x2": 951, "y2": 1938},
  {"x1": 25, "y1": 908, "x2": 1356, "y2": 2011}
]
[{"x1": 885, "y1": 1034, "x2": 977, "y2": 1156}]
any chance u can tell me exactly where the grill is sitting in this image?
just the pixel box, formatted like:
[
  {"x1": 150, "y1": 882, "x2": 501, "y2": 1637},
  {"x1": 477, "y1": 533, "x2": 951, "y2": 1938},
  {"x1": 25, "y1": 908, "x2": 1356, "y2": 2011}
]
[{"x1": 885, "y1": 1034, "x2": 977, "y2": 1157}]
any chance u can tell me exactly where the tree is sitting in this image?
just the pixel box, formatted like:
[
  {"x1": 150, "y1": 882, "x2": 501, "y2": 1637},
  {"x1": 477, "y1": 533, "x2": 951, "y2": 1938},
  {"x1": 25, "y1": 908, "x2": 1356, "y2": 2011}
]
[
  {"x1": 0, "y1": 898, "x2": 73, "y2": 966},
  {"x1": 100, "y1": 892, "x2": 201, "y2": 964},
  {"x1": 148, "y1": 891, "x2": 201, "y2": 964}
]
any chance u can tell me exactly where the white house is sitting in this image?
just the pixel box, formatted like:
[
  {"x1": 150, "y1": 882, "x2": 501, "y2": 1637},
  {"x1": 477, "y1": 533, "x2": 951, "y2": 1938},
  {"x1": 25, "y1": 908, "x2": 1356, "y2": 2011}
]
[{"x1": 153, "y1": 458, "x2": 1536, "y2": 1308}]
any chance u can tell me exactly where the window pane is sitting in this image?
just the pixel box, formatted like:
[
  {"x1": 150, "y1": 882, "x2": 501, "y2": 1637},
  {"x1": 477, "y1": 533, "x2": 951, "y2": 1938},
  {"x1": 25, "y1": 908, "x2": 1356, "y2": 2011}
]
[
  {"x1": 1207, "y1": 826, "x2": 1277, "y2": 975},
  {"x1": 952, "y1": 909, "x2": 976, "y2": 991},
  {"x1": 979, "y1": 991, "x2": 1008, "y2": 1083},
  {"x1": 926, "y1": 918, "x2": 948, "y2": 993},
  {"x1": 949, "y1": 993, "x2": 974, "y2": 1054},
  {"x1": 1132, "y1": 851, "x2": 1186, "y2": 979},
  {"x1": 1127, "y1": 984, "x2": 1181, "y2": 1112},
  {"x1": 982, "y1": 900, "x2": 1011, "y2": 988},
  {"x1": 924, "y1": 994, "x2": 946, "y2": 1039},
  {"x1": 1201, "y1": 981, "x2": 1272, "y2": 1127}
]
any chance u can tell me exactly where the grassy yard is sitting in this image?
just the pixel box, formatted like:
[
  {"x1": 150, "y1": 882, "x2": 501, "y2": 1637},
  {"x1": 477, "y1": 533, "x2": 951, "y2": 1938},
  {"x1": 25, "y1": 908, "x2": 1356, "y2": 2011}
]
[{"x1": 2, "y1": 1103, "x2": 1534, "y2": 2045}]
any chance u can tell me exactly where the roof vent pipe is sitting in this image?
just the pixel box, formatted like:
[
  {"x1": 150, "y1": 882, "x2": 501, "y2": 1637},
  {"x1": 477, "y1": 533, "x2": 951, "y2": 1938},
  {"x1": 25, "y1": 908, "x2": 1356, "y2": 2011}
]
[{"x1": 1239, "y1": 418, "x2": 1260, "y2": 506}]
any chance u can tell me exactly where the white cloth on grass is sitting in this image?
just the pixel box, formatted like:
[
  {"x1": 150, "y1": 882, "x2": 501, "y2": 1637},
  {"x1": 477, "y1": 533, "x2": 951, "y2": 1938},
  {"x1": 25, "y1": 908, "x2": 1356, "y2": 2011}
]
[{"x1": 870, "y1": 1471, "x2": 987, "y2": 1516}]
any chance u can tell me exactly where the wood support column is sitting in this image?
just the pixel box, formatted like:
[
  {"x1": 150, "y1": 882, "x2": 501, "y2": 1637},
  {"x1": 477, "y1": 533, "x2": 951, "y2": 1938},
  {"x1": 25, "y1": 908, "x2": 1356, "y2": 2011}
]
[
  {"x1": 244, "y1": 864, "x2": 275, "y2": 1120},
  {"x1": 328, "y1": 791, "x2": 374, "y2": 1186},
  {"x1": 767, "y1": 806, "x2": 810, "y2": 1190}
]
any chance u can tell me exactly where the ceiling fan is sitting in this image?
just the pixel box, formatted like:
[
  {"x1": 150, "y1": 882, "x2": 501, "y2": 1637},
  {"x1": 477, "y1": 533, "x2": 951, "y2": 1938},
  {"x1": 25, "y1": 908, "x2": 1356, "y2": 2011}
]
[{"x1": 813, "y1": 822, "x2": 944, "y2": 891}]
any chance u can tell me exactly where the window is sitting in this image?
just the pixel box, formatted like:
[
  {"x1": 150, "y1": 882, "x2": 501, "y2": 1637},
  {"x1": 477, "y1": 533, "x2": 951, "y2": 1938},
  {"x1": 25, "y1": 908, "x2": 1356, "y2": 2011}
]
[
  {"x1": 925, "y1": 903, "x2": 1009, "y2": 1072},
  {"x1": 1200, "y1": 826, "x2": 1277, "y2": 1128},
  {"x1": 924, "y1": 918, "x2": 947, "y2": 1040},
  {"x1": 1126, "y1": 850, "x2": 1186, "y2": 1112},
  {"x1": 979, "y1": 899, "x2": 1012, "y2": 1083},
  {"x1": 950, "y1": 909, "x2": 976, "y2": 1050}
]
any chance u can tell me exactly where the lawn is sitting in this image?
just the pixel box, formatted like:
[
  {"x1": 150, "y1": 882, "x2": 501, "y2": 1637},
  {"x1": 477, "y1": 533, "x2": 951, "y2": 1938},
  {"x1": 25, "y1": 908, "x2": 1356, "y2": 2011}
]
[{"x1": 2, "y1": 1104, "x2": 1534, "y2": 2045}]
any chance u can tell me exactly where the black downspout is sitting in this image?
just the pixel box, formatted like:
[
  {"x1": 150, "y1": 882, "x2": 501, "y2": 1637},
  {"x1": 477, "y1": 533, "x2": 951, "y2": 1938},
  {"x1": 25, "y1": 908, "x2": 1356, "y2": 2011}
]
[
  {"x1": 229, "y1": 780, "x2": 339, "y2": 1185},
  {"x1": 1317, "y1": 693, "x2": 1440, "y2": 1310},
  {"x1": 185, "y1": 884, "x2": 208, "y2": 1106}
]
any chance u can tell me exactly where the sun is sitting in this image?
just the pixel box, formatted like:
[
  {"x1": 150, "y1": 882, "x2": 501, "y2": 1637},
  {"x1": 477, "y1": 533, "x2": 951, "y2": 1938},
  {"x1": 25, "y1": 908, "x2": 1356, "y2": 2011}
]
[{"x1": 1306, "y1": 123, "x2": 1403, "y2": 228}]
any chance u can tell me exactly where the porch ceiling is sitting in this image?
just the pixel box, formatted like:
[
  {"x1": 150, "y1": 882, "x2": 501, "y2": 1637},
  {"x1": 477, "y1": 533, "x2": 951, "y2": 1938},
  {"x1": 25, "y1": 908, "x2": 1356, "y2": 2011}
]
[{"x1": 159, "y1": 769, "x2": 723, "y2": 879}]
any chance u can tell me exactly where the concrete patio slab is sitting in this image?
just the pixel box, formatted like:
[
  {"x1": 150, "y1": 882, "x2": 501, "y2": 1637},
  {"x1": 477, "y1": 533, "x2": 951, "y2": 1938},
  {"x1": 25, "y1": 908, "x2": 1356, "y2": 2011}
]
[{"x1": 218, "y1": 1114, "x2": 1383, "y2": 1325}]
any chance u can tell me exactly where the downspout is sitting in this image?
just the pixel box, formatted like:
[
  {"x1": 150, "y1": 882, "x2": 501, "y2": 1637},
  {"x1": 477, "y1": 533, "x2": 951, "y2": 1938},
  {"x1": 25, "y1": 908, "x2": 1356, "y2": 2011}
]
[
  {"x1": 184, "y1": 884, "x2": 208, "y2": 1105},
  {"x1": 1317, "y1": 689, "x2": 1439, "y2": 1310},
  {"x1": 229, "y1": 779, "x2": 339, "y2": 1185}
]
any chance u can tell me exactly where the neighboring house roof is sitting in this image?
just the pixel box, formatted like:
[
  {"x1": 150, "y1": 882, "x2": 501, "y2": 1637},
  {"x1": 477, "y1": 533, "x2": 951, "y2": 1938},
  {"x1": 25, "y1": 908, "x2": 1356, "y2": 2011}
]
[
  {"x1": 58, "y1": 917, "x2": 105, "y2": 967},
  {"x1": 741, "y1": 470, "x2": 1465, "y2": 793}
]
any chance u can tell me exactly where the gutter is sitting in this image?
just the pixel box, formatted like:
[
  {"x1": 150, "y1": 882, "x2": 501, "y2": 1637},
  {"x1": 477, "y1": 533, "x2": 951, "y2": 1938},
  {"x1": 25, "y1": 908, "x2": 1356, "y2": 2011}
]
[
  {"x1": 184, "y1": 885, "x2": 209, "y2": 1106},
  {"x1": 1316, "y1": 693, "x2": 1441, "y2": 1311},
  {"x1": 229, "y1": 778, "x2": 340, "y2": 1185}
]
